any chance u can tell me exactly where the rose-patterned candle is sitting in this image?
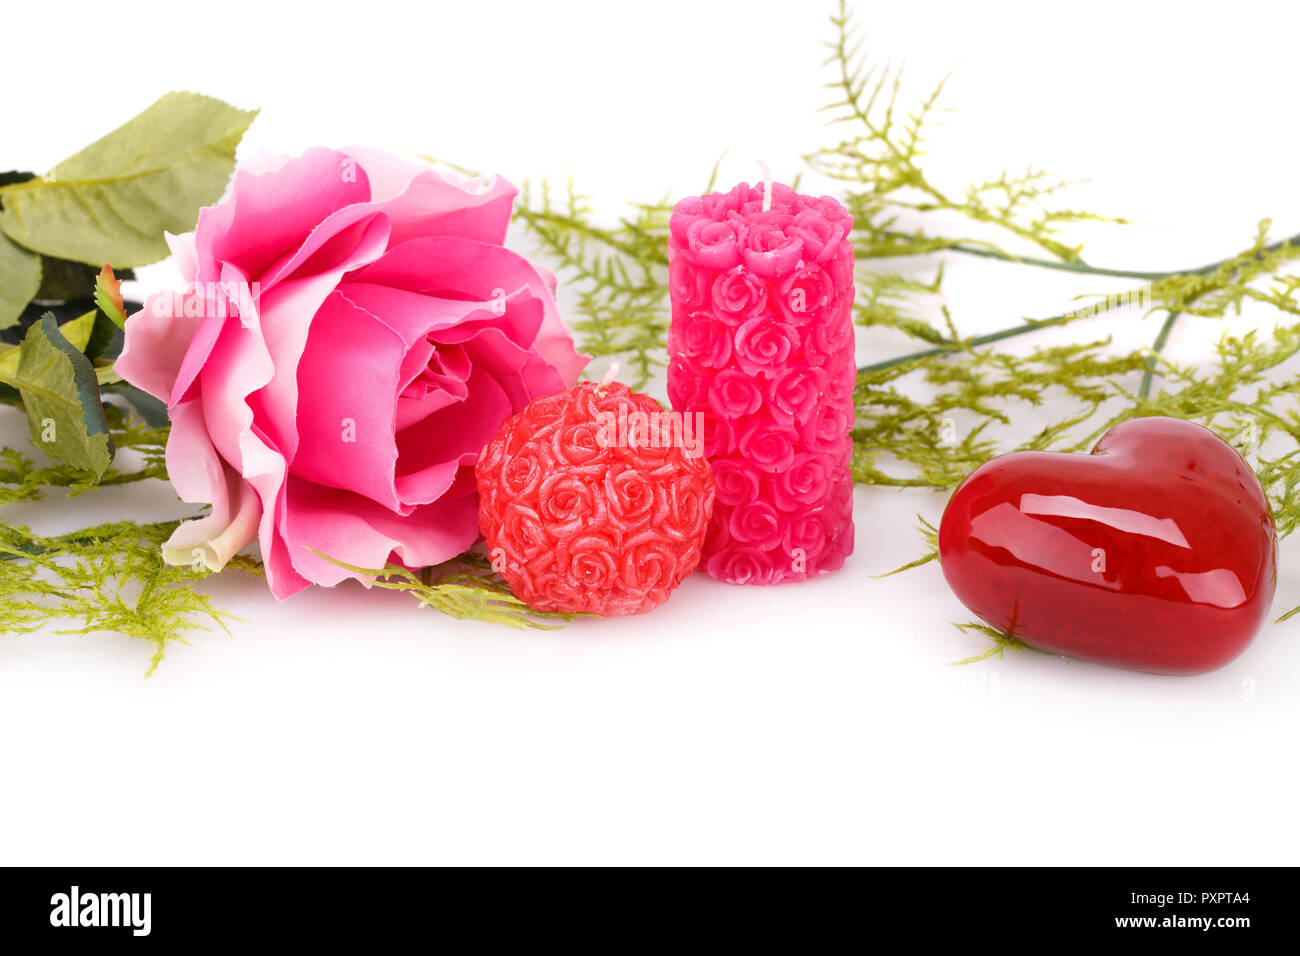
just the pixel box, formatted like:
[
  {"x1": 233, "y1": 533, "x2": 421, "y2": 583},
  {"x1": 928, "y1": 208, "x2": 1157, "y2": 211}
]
[
  {"x1": 667, "y1": 181, "x2": 855, "y2": 584},
  {"x1": 476, "y1": 377, "x2": 716, "y2": 616}
]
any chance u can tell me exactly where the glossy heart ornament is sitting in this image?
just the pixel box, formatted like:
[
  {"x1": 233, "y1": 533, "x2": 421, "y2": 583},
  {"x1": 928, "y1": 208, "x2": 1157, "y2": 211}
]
[{"x1": 938, "y1": 417, "x2": 1276, "y2": 674}]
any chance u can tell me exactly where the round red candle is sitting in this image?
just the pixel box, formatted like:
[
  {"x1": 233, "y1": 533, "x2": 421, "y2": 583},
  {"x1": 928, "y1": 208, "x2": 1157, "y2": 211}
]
[
  {"x1": 475, "y1": 380, "x2": 716, "y2": 615},
  {"x1": 666, "y1": 181, "x2": 855, "y2": 584}
]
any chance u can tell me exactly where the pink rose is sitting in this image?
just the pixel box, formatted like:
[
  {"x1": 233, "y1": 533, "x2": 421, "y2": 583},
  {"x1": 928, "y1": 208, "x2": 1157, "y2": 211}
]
[
  {"x1": 741, "y1": 220, "x2": 803, "y2": 279},
  {"x1": 662, "y1": 477, "x2": 712, "y2": 540},
  {"x1": 666, "y1": 354, "x2": 710, "y2": 411},
  {"x1": 767, "y1": 367, "x2": 830, "y2": 426},
  {"x1": 776, "y1": 264, "x2": 836, "y2": 327},
  {"x1": 801, "y1": 401, "x2": 855, "y2": 456},
  {"x1": 706, "y1": 546, "x2": 777, "y2": 586},
  {"x1": 668, "y1": 312, "x2": 732, "y2": 369},
  {"x1": 498, "y1": 507, "x2": 549, "y2": 567},
  {"x1": 492, "y1": 442, "x2": 547, "y2": 502},
  {"x1": 772, "y1": 453, "x2": 832, "y2": 511},
  {"x1": 801, "y1": 303, "x2": 855, "y2": 367},
  {"x1": 669, "y1": 196, "x2": 709, "y2": 244},
  {"x1": 783, "y1": 512, "x2": 831, "y2": 564},
  {"x1": 832, "y1": 472, "x2": 856, "y2": 520},
  {"x1": 719, "y1": 182, "x2": 753, "y2": 214},
  {"x1": 787, "y1": 208, "x2": 848, "y2": 262},
  {"x1": 710, "y1": 458, "x2": 763, "y2": 507},
  {"x1": 728, "y1": 500, "x2": 784, "y2": 551},
  {"x1": 738, "y1": 421, "x2": 798, "y2": 473},
  {"x1": 553, "y1": 420, "x2": 607, "y2": 467},
  {"x1": 668, "y1": 256, "x2": 711, "y2": 312},
  {"x1": 685, "y1": 218, "x2": 743, "y2": 270},
  {"x1": 711, "y1": 266, "x2": 769, "y2": 323},
  {"x1": 827, "y1": 251, "x2": 855, "y2": 294},
  {"x1": 117, "y1": 147, "x2": 588, "y2": 598},
  {"x1": 708, "y1": 369, "x2": 764, "y2": 420},
  {"x1": 734, "y1": 316, "x2": 800, "y2": 377},
  {"x1": 811, "y1": 194, "x2": 855, "y2": 231},
  {"x1": 831, "y1": 350, "x2": 859, "y2": 394}
]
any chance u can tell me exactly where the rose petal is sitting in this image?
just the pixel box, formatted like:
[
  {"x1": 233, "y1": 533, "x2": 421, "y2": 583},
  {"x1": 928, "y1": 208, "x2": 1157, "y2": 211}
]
[
  {"x1": 395, "y1": 364, "x2": 511, "y2": 505},
  {"x1": 195, "y1": 147, "x2": 371, "y2": 284},
  {"x1": 333, "y1": 280, "x2": 500, "y2": 348},
  {"x1": 343, "y1": 147, "x2": 519, "y2": 246},
  {"x1": 354, "y1": 236, "x2": 588, "y2": 385},
  {"x1": 115, "y1": 291, "x2": 200, "y2": 402},
  {"x1": 161, "y1": 469, "x2": 261, "y2": 572},
  {"x1": 245, "y1": 216, "x2": 392, "y2": 462},
  {"x1": 291, "y1": 290, "x2": 405, "y2": 511},
  {"x1": 158, "y1": 400, "x2": 261, "y2": 571},
  {"x1": 279, "y1": 475, "x2": 480, "y2": 589}
]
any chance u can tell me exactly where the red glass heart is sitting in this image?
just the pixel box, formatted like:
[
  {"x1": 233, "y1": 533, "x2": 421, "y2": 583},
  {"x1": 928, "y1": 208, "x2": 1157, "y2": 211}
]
[{"x1": 938, "y1": 417, "x2": 1276, "y2": 674}]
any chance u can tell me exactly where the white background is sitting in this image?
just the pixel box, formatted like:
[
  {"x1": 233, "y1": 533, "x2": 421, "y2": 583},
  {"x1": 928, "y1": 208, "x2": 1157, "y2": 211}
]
[{"x1": 2, "y1": 0, "x2": 1298, "y2": 865}]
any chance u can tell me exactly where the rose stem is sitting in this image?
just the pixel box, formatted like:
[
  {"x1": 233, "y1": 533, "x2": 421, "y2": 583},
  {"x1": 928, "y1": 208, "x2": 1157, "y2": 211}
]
[{"x1": 857, "y1": 232, "x2": 1300, "y2": 376}]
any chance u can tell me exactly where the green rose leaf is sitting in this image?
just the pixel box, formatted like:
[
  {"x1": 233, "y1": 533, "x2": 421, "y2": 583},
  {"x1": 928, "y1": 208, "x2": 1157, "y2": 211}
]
[
  {"x1": 0, "y1": 232, "x2": 41, "y2": 330},
  {"x1": 0, "y1": 92, "x2": 257, "y2": 268},
  {"x1": 102, "y1": 383, "x2": 169, "y2": 428},
  {"x1": 4, "y1": 313, "x2": 114, "y2": 477},
  {"x1": 57, "y1": 310, "x2": 97, "y2": 353}
]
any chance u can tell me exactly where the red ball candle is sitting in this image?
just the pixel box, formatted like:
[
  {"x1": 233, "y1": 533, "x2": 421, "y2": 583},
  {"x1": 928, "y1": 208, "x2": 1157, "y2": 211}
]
[
  {"x1": 475, "y1": 379, "x2": 716, "y2": 615},
  {"x1": 667, "y1": 180, "x2": 856, "y2": 584}
]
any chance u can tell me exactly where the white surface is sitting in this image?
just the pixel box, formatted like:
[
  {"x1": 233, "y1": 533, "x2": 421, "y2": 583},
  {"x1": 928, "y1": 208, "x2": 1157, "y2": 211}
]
[{"x1": 2, "y1": 0, "x2": 1298, "y2": 865}]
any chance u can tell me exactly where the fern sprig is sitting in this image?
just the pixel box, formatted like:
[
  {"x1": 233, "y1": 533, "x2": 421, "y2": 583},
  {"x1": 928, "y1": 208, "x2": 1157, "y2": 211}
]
[
  {"x1": 0, "y1": 520, "x2": 259, "y2": 676},
  {"x1": 516, "y1": 179, "x2": 672, "y2": 388},
  {"x1": 308, "y1": 548, "x2": 578, "y2": 630}
]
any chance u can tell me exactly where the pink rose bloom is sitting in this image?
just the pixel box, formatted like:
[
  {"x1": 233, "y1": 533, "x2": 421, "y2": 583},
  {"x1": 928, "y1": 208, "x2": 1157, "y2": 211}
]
[
  {"x1": 708, "y1": 369, "x2": 764, "y2": 419},
  {"x1": 767, "y1": 366, "x2": 830, "y2": 426},
  {"x1": 740, "y1": 218, "x2": 803, "y2": 279},
  {"x1": 667, "y1": 311, "x2": 732, "y2": 369},
  {"x1": 776, "y1": 264, "x2": 835, "y2": 327},
  {"x1": 738, "y1": 422, "x2": 798, "y2": 473},
  {"x1": 709, "y1": 458, "x2": 763, "y2": 507},
  {"x1": 728, "y1": 500, "x2": 784, "y2": 551},
  {"x1": 668, "y1": 256, "x2": 711, "y2": 312},
  {"x1": 666, "y1": 354, "x2": 709, "y2": 412},
  {"x1": 801, "y1": 402, "x2": 854, "y2": 456},
  {"x1": 117, "y1": 147, "x2": 588, "y2": 598},
  {"x1": 684, "y1": 218, "x2": 742, "y2": 271},
  {"x1": 783, "y1": 512, "x2": 831, "y2": 564},
  {"x1": 710, "y1": 267, "x2": 768, "y2": 323},
  {"x1": 706, "y1": 545, "x2": 778, "y2": 586},
  {"x1": 733, "y1": 316, "x2": 800, "y2": 376},
  {"x1": 772, "y1": 454, "x2": 833, "y2": 512}
]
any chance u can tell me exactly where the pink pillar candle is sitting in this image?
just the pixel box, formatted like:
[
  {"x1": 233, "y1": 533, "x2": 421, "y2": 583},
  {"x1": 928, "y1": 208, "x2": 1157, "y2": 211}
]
[{"x1": 667, "y1": 181, "x2": 856, "y2": 585}]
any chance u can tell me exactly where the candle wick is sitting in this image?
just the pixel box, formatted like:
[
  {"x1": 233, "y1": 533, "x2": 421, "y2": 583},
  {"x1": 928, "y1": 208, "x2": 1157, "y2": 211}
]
[
  {"x1": 598, "y1": 362, "x2": 621, "y2": 391},
  {"x1": 758, "y1": 160, "x2": 772, "y2": 212}
]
